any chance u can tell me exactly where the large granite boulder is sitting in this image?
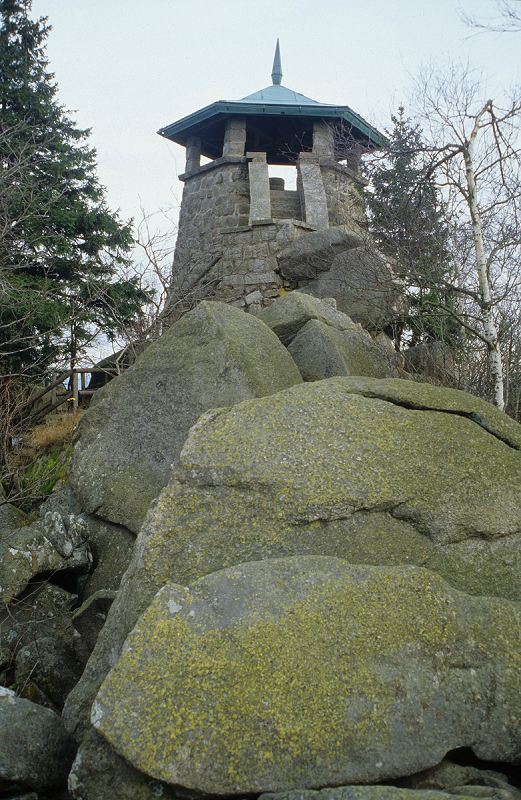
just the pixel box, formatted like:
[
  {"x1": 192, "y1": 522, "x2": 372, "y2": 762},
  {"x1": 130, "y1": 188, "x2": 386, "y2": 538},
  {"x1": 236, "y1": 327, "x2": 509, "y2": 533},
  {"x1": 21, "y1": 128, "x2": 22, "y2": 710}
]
[
  {"x1": 275, "y1": 226, "x2": 363, "y2": 280},
  {"x1": 258, "y1": 290, "x2": 359, "y2": 345},
  {"x1": 261, "y1": 787, "x2": 519, "y2": 800},
  {"x1": 0, "y1": 686, "x2": 75, "y2": 791},
  {"x1": 288, "y1": 319, "x2": 394, "y2": 380},
  {"x1": 302, "y1": 246, "x2": 404, "y2": 330},
  {"x1": 70, "y1": 301, "x2": 301, "y2": 532},
  {"x1": 92, "y1": 557, "x2": 521, "y2": 794},
  {"x1": 63, "y1": 376, "x2": 521, "y2": 739}
]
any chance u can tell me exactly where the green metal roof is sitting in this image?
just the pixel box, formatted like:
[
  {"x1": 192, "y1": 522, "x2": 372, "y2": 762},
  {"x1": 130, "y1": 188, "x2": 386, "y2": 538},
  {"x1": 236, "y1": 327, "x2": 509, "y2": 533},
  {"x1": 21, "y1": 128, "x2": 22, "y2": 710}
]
[
  {"x1": 239, "y1": 82, "x2": 321, "y2": 106},
  {"x1": 158, "y1": 42, "x2": 387, "y2": 156}
]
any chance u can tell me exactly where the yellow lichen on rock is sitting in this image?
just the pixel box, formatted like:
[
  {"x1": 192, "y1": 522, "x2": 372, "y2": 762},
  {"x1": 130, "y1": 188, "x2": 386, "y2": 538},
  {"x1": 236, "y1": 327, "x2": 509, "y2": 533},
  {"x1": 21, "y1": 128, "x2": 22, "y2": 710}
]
[{"x1": 93, "y1": 557, "x2": 521, "y2": 794}]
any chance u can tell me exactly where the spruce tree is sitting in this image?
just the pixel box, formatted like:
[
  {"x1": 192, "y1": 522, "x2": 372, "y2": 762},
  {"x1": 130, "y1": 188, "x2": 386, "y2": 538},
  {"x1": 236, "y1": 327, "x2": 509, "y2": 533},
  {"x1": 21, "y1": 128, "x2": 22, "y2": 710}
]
[
  {"x1": 368, "y1": 107, "x2": 459, "y2": 347},
  {"x1": 0, "y1": 0, "x2": 148, "y2": 376}
]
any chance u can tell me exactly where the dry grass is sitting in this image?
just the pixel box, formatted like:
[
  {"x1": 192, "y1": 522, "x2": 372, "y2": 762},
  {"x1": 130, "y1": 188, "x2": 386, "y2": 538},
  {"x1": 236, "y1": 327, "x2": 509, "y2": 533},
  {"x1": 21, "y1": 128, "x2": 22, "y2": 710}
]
[{"x1": 26, "y1": 411, "x2": 83, "y2": 453}]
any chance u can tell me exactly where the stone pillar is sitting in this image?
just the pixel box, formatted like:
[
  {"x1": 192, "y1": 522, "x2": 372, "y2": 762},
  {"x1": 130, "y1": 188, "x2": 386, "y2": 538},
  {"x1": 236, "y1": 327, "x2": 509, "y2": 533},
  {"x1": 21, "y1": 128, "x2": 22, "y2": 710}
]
[
  {"x1": 312, "y1": 121, "x2": 335, "y2": 160},
  {"x1": 185, "y1": 136, "x2": 201, "y2": 174},
  {"x1": 223, "y1": 118, "x2": 247, "y2": 157},
  {"x1": 247, "y1": 152, "x2": 271, "y2": 223},
  {"x1": 297, "y1": 153, "x2": 329, "y2": 229},
  {"x1": 345, "y1": 145, "x2": 363, "y2": 178}
]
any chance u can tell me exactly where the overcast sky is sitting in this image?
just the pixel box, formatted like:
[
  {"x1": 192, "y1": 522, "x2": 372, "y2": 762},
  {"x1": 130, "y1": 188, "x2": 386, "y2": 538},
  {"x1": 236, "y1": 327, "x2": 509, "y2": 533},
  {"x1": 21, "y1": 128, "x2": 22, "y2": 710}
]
[{"x1": 32, "y1": 0, "x2": 521, "y2": 236}]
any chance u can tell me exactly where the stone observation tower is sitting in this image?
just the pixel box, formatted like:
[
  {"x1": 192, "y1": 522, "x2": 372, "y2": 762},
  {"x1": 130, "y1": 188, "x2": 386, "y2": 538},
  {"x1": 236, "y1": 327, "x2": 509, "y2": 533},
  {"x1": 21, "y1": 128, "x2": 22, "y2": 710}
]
[{"x1": 159, "y1": 42, "x2": 392, "y2": 320}]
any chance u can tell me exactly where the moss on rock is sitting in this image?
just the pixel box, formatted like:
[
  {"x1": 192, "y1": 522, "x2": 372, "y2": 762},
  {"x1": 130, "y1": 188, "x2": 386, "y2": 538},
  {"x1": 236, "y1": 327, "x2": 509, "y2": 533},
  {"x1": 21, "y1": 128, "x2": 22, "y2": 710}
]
[
  {"x1": 93, "y1": 558, "x2": 521, "y2": 794},
  {"x1": 288, "y1": 319, "x2": 394, "y2": 380},
  {"x1": 64, "y1": 377, "x2": 521, "y2": 740},
  {"x1": 70, "y1": 301, "x2": 301, "y2": 533}
]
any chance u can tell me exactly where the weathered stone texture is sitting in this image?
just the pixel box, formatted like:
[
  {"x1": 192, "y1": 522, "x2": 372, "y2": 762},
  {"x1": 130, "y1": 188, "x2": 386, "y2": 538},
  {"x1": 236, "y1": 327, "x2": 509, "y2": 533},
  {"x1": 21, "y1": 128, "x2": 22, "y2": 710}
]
[
  {"x1": 248, "y1": 155, "x2": 271, "y2": 222},
  {"x1": 259, "y1": 290, "x2": 359, "y2": 344},
  {"x1": 169, "y1": 159, "x2": 250, "y2": 309},
  {"x1": 68, "y1": 729, "x2": 176, "y2": 800},
  {"x1": 288, "y1": 318, "x2": 395, "y2": 380},
  {"x1": 321, "y1": 163, "x2": 367, "y2": 229},
  {"x1": 93, "y1": 558, "x2": 521, "y2": 793},
  {"x1": 63, "y1": 376, "x2": 521, "y2": 741},
  {"x1": 169, "y1": 160, "x2": 325, "y2": 316},
  {"x1": 0, "y1": 686, "x2": 75, "y2": 790},
  {"x1": 222, "y1": 117, "x2": 246, "y2": 157},
  {"x1": 262, "y1": 786, "x2": 521, "y2": 800},
  {"x1": 312, "y1": 120, "x2": 335, "y2": 158},
  {"x1": 271, "y1": 188, "x2": 301, "y2": 219},
  {"x1": 297, "y1": 156, "x2": 330, "y2": 228},
  {"x1": 303, "y1": 245, "x2": 404, "y2": 330},
  {"x1": 0, "y1": 511, "x2": 91, "y2": 605},
  {"x1": 399, "y1": 759, "x2": 521, "y2": 797},
  {"x1": 70, "y1": 301, "x2": 301, "y2": 533}
]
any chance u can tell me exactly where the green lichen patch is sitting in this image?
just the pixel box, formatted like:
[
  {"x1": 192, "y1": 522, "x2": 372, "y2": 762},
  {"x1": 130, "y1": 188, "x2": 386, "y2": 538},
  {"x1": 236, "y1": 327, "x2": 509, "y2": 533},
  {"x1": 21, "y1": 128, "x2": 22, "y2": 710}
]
[
  {"x1": 70, "y1": 301, "x2": 301, "y2": 532},
  {"x1": 65, "y1": 376, "x2": 521, "y2": 739},
  {"x1": 288, "y1": 319, "x2": 393, "y2": 381},
  {"x1": 338, "y1": 376, "x2": 521, "y2": 450},
  {"x1": 94, "y1": 558, "x2": 521, "y2": 794}
]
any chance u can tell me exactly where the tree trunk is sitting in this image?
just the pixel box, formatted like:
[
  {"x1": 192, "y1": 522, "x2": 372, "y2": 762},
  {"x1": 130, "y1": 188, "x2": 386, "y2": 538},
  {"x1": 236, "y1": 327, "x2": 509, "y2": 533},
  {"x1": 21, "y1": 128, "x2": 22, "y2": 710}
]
[{"x1": 463, "y1": 141, "x2": 505, "y2": 410}]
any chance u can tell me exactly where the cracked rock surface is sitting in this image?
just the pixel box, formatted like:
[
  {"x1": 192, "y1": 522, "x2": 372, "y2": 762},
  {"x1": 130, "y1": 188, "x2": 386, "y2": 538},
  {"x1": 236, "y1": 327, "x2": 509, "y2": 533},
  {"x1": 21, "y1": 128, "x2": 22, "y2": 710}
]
[
  {"x1": 63, "y1": 376, "x2": 521, "y2": 742},
  {"x1": 0, "y1": 511, "x2": 91, "y2": 606},
  {"x1": 92, "y1": 557, "x2": 521, "y2": 793}
]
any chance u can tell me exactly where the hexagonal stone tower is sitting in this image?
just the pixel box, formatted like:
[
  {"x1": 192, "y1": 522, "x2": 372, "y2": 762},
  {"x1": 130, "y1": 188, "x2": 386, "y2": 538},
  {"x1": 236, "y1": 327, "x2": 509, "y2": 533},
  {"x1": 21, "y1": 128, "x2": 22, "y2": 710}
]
[{"x1": 159, "y1": 42, "x2": 387, "y2": 317}]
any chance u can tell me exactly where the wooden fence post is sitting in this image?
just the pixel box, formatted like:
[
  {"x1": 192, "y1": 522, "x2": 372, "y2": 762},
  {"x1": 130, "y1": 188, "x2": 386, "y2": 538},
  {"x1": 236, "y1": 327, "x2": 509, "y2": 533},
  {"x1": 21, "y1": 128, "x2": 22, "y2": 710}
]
[{"x1": 72, "y1": 370, "x2": 79, "y2": 412}]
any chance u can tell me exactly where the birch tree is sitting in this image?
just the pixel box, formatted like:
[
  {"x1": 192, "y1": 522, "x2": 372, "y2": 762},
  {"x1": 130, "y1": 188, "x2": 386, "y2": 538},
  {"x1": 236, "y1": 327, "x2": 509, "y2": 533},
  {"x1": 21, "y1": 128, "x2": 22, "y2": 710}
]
[{"x1": 415, "y1": 65, "x2": 521, "y2": 409}]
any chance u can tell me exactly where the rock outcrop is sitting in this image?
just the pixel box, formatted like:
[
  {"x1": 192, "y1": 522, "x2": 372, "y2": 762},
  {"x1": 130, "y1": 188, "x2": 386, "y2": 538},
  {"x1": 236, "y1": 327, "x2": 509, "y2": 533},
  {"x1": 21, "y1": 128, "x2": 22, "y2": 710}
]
[
  {"x1": 93, "y1": 557, "x2": 521, "y2": 793},
  {"x1": 6, "y1": 293, "x2": 521, "y2": 800},
  {"x1": 295, "y1": 246, "x2": 403, "y2": 330},
  {"x1": 275, "y1": 227, "x2": 363, "y2": 281},
  {"x1": 288, "y1": 319, "x2": 395, "y2": 379},
  {"x1": 70, "y1": 301, "x2": 302, "y2": 533},
  {"x1": 259, "y1": 290, "x2": 360, "y2": 344},
  {"x1": 0, "y1": 686, "x2": 74, "y2": 791},
  {"x1": 64, "y1": 375, "x2": 521, "y2": 743},
  {"x1": 259, "y1": 291, "x2": 397, "y2": 379}
]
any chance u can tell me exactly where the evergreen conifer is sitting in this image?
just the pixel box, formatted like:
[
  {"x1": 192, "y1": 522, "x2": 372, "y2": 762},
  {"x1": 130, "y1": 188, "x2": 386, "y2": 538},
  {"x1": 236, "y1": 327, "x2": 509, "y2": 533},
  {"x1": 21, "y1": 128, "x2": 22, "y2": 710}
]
[
  {"x1": 0, "y1": 0, "x2": 148, "y2": 376},
  {"x1": 368, "y1": 107, "x2": 459, "y2": 347}
]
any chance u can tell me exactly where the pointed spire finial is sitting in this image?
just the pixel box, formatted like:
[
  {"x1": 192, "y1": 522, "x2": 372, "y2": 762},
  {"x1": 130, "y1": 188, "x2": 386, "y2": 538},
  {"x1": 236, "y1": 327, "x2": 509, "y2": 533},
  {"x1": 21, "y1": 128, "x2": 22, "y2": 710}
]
[{"x1": 271, "y1": 39, "x2": 282, "y2": 85}]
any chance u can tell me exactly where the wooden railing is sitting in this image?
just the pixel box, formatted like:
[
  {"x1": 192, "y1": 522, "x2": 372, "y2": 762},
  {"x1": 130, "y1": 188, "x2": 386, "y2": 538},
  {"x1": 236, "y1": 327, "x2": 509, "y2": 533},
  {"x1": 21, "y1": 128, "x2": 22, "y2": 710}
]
[{"x1": 25, "y1": 367, "x2": 118, "y2": 423}]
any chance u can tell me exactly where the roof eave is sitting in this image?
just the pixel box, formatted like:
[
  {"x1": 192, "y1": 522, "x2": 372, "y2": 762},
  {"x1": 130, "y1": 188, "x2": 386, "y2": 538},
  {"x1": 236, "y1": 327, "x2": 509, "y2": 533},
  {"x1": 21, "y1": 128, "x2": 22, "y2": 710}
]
[{"x1": 158, "y1": 101, "x2": 387, "y2": 149}]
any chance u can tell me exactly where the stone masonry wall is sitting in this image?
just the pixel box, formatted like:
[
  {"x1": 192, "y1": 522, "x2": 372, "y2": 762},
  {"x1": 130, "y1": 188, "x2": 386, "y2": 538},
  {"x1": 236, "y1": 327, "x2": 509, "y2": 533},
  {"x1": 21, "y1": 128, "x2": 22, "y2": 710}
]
[
  {"x1": 168, "y1": 152, "x2": 368, "y2": 318},
  {"x1": 320, "y1": 163, "x2": 367, "y2": 230},
  {"x1": 169, "y1": 159, "x2": 250, "y2": 309},
  {"x1": 271, "y1": 189, "x2": 301, "y2": 220}
]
